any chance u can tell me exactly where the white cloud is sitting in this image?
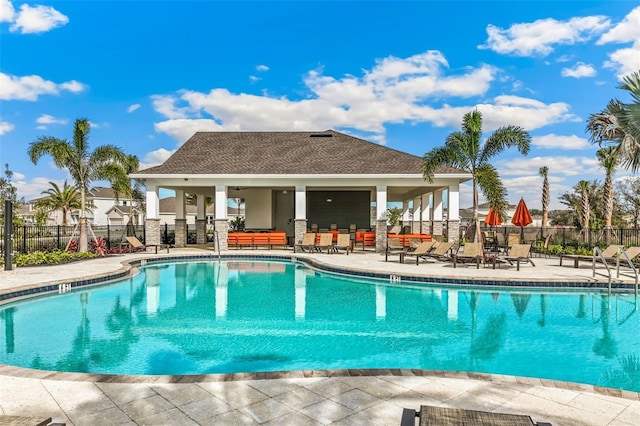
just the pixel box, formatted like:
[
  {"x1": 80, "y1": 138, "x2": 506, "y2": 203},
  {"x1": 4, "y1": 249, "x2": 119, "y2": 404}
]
[
  {"x1": 532, "y1": 134, "x2": 590, "y2": 150},
  {"x1": 8, "y1": 2, "x2": 68, "y2": 34},
  {"x1": 127, "y1": 103, "x2": 141, "y2": 113},
  {"x1": 0, "y1": 0, "x2": 15, "y2": 22},
  {"x1": 14, "y1": 176, "x2": 64, "y2": 200},
  {"x1": 36, "y1": 114, "x2": 67, "y2": 125},
  {"x1": 561, "y1": 62, "x2": 597, "y2": 78},
  {"x1": 497, "y1": 155, "x2": 597, "y2": 177},
  {"x1": 0, "y1": 120, "x2": 14, "y2": 135},
  {"x1": 151, "y1": 50, "x2": 578, "y2": 145},
  {"x1": 597, "y1": 7, "x2": 640, "y2": 78},
  {"x1": 0, "y1": 72, "x2": 87, "y2": 101},
  {"x1": 139, "y1": 148, "x2": 176, "y2": 170},
  {"x1": 256, "y1": 64, "x2": 269, "y2": 72},
  {"x1": 249, "y1": 75, "x2": 261, "y2": 83},
  {"x1": 479, "y1": 15, "x2": 610, "y2": 56}
]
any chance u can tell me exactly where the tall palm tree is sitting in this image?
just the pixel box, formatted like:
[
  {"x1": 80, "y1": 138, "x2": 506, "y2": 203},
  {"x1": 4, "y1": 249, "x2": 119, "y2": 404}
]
[
  {"x1": 577, "y1": 180, "x2": 591, "y2": 231},
  {"x1": 587, "y1": 71, "x2": 640, "y2": 172},
  {"x1": 596, "y1": 147, "x2": 618, "y2": 242},
  {"x1": 422, "y1": 109, "x2": 531, "y2": 242},
  {"x1": 34, "y1": 181, "x2": 82, "y2": 226},
  {"x1": 539, "y1": 166, "x2": 549, "y2": 228},
  {"x1": 28, "y1": 118, "x2": 132, "y2": 252}
]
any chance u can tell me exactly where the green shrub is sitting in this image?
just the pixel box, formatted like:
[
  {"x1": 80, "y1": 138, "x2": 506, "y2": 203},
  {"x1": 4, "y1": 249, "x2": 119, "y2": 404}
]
[{"x1": 15, "y1": 250, "x2": 95, "y2": 267}]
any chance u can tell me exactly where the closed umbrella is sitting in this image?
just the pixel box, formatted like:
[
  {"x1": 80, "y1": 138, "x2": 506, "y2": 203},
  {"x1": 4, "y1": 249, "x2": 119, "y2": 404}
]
[
  {"x1": 511, "y1": 198, "x2": 533, "y2": 242},
  {"x1": 484, "y1": 208, "x2": 502, "y2": 226}
]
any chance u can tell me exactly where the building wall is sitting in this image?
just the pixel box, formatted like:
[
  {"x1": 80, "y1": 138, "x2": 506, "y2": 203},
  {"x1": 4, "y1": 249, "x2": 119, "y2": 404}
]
[{"x1": 245, "y1": 189, "x2": 272, "y2": 229}]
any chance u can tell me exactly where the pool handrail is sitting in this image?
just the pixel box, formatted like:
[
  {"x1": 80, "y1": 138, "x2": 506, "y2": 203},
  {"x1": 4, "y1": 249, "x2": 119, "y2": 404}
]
[{"x1": 617, "y1": 247, "x2": 638, "y2": 296}]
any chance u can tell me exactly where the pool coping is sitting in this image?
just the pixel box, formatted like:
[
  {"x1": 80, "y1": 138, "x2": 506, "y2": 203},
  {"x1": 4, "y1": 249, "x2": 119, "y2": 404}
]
[{"x1": 1, "y1": 252, "x2": 639, "y2": 402}]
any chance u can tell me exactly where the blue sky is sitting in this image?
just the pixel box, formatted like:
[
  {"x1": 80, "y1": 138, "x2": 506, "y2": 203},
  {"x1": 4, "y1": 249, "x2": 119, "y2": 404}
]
[{"x1": 1, "y1": 1, "x2": 639, "y2": 210}]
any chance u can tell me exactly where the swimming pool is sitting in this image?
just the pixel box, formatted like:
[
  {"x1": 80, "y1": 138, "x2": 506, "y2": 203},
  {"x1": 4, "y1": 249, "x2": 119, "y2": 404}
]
[{"x1": 1, "y1": 259, "x2": 639, "y2": 392}]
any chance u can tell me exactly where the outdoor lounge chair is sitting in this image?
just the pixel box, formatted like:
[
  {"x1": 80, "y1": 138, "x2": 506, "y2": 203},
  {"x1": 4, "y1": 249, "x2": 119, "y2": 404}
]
[
  {"x1": 295, "y1": 233, "x2": 316, "y2": 253},
  {"x1": 507, "y1": 233, "x2": 521, "y2": 252},
  {"x1": 501, "y1": 243, "x2": 535, "y2": 271},
  {"x1": 401, "y1": 405, "x2": 551, "y2": 426},
  {"x1": 403, "y1": 241, "x2": 436, "y2": 265},
  {"x1": 621, "y1": 246, "x2": 640, "y2": 263},
  {"x1": 419, "y1": 241, "x2": 455, "y2": 263},
  {"x1": 315, "y1": 233, "x2": 334, "y2": 253},
  {"x1": 453, "y1": 242, "x2": 484, "y2": 269},
  {"x1": 333, "y1": 233, "x2": 351, "y2": 254},
  {"x1": 559, "y1": 244, "x2": 622, "y2": 268},
  {"x1": 385, "y1": 237, "x2": 407, "y2": 261},
  {"x1": 122, "y1": 236, "x2": 170, "y2": 254}
]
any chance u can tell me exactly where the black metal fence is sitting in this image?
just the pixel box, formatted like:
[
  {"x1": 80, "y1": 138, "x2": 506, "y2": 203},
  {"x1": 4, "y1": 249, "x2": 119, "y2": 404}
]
[{"x1": 0, "y1": 223, "x2": 204, "y2": 255}]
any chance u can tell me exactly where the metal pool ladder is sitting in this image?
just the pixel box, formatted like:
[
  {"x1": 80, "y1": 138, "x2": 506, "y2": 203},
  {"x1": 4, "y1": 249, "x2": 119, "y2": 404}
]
[{"x1": 617, "y1": 247, "x2": 638, "y2": 296}]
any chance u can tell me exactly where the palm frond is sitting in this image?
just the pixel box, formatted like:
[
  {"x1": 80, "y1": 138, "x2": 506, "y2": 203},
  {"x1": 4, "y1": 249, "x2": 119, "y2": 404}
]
[
  {"x1": 480, "y1": 125, "x2": 531, "y2": 163},
  {"x1": 422, "y1": 145, "x2": 468, "y2": 182},
  {"x1": 476, "y1": 163, "x2": 507, "y2": 212}
]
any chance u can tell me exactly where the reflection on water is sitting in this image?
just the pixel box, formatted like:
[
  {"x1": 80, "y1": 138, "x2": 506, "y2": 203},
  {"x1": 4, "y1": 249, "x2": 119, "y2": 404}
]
[{"x1": 0, "y1": 259, "x2": 639, "y2": 392}]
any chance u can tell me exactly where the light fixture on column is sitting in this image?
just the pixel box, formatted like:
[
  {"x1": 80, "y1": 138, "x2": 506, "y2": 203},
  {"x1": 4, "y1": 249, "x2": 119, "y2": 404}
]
[{"x1": 326, "y1": 198, "x2": 332, "y2": 203}]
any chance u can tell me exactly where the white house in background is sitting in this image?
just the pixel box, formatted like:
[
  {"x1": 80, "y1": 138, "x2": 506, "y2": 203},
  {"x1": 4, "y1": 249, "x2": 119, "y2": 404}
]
[
  {"x1": 158, "y1": 196, "x2": 244, "y2": 225},
  {"x1": 460, "y1": 202, "x2": 542, "y2": 227},
  {"x1": 72, "y1": 187, "x2": 144, "y2": 226},
  {"x1": 17, "y1": 196, "x2": 67, "y2": 225}
]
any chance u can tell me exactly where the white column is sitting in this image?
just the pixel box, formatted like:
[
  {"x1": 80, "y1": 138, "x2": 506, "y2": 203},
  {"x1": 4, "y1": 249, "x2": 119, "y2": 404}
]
[
  {"x1": 175, "y1": 189, "x2": 185, "y2": 220},
  {"x1": 402, "y1": 200, "x2": 411, "y2": 223},
  {"x1": 215, "y1": 263, "x2": 228, "y2": 319},
  {"x1": 295, "y1": 185, "x2": 306, "y2": 219},
  {"x1": 376, "y1": 285, "x2": 386, "y2": 319},
  {"x1": 421, "y1": 193, "x2": 431, "y2": 221},
  {"x1": 295, "y1": 268, "x2": 306, "y2": 320},
  {"x1": 197, "y1": 194, "x2": 206, "y2": 220},
  {"x1": 215, "y1": 185, "x2": 227, "y2": 219},
  {"x1": 146, "y1": 183, "x2": 159, "y2": 219},
  {"x1": 376, "y1": 185, "x2": 387, "y2": 220},
  {"x1": 447, "y1": 183, "x2": 460, "y2": 221},
  {"x1": 433, "y1": 190, "x2": 443, "y2": 221}
]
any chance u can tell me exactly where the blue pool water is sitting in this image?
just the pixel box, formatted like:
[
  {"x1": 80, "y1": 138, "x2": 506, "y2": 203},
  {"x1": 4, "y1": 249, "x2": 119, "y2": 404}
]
[{"x1": 0, "y1": 259, "x2": 639, "y2": 391}]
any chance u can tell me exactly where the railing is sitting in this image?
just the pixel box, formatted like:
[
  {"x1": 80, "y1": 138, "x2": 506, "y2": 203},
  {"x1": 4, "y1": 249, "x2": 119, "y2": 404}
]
[
  {"x1": 592, "y1": 246, "x2": 613, "y2": 291},
  {"x1": 618, "y1": 248, "x2": 639, "y2": 296}
]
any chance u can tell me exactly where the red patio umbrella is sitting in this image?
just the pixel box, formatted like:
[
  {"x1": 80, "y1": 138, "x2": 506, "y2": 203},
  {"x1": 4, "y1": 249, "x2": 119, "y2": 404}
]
[
  {"x1": 484, "y1": 208, "x2": 503, "y2": 226},
  {"x1": 511, "y1": 198, "x2": 533, "y2": 227}
]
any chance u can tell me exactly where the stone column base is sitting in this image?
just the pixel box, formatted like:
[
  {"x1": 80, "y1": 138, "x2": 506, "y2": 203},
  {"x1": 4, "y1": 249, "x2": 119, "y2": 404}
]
[
  {"x1": 175, "y1": 219, "x2": 187, "y2": 247},
  {"x1": 145, "y1": 218, "x2": 161, "y2": 246},
  {"x1": 432, "y1": 221, "x2": 443, "y2": 240},
  {"x1": 375, "y1": 219, "x2": 387, "y2": 253},
  {"x1": 294, "y1": 219, "x2": 308, "y2": 250},
  {"x1": 447, "y1": 220, "x2": 460, "y2": 243},
  {"x1": 196, "y1": 219, "x2": 207, "y2": 244},
  {"x1": 214, "y1": 219, "x2": 229, "y2": 251},
  {"x1": 421, "y1": 221, "x2": 431, "y2": 235}
]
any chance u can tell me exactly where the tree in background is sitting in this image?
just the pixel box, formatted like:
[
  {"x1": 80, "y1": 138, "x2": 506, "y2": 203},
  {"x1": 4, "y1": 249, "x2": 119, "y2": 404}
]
[
  {"x1": 539, "y1": 166, "x2": 549, "y2": 227},
  {"x1": 34, "y1": 181, "x2": 82, "y2": 227},
  {"x1": 615, "y1": 177, "x2": 640, "y2": 227},
  {"x1": 28, "y1": 118, "x2": 133, "y2": 252},
  {"x1": 422, "y1": 110, "x2": 530, "y2": 242},
  {"x1": 596, "y1": 147, "x2": 618, "y2": 242},
  {"x1": 587, "y1": 71, "x2": 640, "y2": 173},
  {"x1": 577, "y1": 180, "x2": 591, "y2": 231},
  {"x1": 0, "y1": 163, "x2": 25, "y2": 226}
]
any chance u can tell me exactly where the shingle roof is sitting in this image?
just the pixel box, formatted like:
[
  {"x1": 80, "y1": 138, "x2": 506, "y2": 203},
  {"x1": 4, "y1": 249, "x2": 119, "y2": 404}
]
[{"x1": 138, "y1": 130, "x2": 461, "y2": 175}]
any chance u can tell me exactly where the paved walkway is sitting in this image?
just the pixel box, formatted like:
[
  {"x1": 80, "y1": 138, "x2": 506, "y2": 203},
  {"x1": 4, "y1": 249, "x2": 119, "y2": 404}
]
[{"x1": 1, "y1": 248, "x2": 639, "y2": 425}]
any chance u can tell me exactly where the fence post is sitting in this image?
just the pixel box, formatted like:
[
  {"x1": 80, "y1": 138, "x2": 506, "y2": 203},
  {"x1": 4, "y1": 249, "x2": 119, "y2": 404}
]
[
  {"x1": 107, "y1": 225, "x2": 111, "y2": 249},
  {"x1": 57, "y1": 225, "x2": 61, "y2": 250},
  {"x1": 143, "y1": 225, "x2": 146, "y2": 244},
  {"x1": 22, "y1": 225, "x2": 27, "y2": 253}
]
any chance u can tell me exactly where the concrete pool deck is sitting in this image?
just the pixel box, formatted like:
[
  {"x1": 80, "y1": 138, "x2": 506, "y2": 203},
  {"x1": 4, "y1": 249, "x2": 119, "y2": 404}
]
[{"x1": 0, "y1": 248, "x2": 639, "y2": 425}]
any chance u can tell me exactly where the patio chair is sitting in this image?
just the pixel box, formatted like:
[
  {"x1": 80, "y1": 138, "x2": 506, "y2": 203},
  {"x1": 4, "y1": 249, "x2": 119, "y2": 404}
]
[
  {"x1": 295, "y1": 233, "x2": 316, "y2": 253},
  {"x1": 507, "y1": 233, "x2": 521, "y2": 252},
  {"x1": 385, "y1": 237, "x2": 406, "y2": 261},
  {"x1": 453, "y1": 242, "x2": 484, "y2": 269},
  {"x1": 403, "y1": 241, "x2": 436, "y2": 265},
  {"x1": 401, "y1": 405, "x2": 550, "y2": 426},
  {"x1": 122, "y1": 236, "x2": 170, "y2": 254},
  {"x1": 559, "y1": 244, "x2": 622, "y2": 268},
  {"x1": 419, "y1": 241, "x2": 455, "y2": 264},
  {"x1": 621, "y1": 246, "x2": 640, "y2": 262},
  {"x1": 310, "y1": 223, "x2": 318, "y2": 233},
  {"x1": 332, "y1": 233, "x2": 351, "y2": 255},
  {"x1": 315, "y1": 233, "x2": 334, "y2": 253},
  {"x1": 348, "y1": 224, "x2": 357, "y2": 234},
  {"x1": 329, "y1": 223, "x2": 338, "y2": 231},
  {"x1": 533, "y1": 234, "x2": 552, "y2": 258},
  {"x1": 408, "y1": 237, "x2": 423, "y2": 251},
  {"x1": 501, "y1": 243, "x2": 535, "y2": 271}
]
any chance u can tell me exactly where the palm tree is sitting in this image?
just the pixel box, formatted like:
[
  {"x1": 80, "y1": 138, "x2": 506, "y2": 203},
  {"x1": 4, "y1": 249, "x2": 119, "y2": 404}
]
[
  {"x1": 34, "y1": 181, "x2": 82, "y2": 226},
  {"x1": 28, "y1": 118, "x2": 132, "y2": 252},
  {"x1": 539, "y1": 166, "x2": 549, "y2": 228},
  {"x1": 577, "y1": 180, "x2": 591, "y2": 232},
  {"x1": 587, "y1": 71, "x2": 640, "y2": 172},
  {"x1": 596, "y1": 147, "x2": 618, "y2": 242},
  {"x1": 422, "y1": 109, "x2": 531, "y2": 242}
]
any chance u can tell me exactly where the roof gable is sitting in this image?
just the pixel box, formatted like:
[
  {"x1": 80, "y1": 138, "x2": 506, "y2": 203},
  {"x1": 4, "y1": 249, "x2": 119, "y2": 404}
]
[{"x1": 138, "y1": 130, "x2": 460, "y2": 175}]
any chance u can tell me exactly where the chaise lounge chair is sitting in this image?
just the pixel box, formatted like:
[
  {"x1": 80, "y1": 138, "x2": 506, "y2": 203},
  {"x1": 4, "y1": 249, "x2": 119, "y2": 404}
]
[
  {"x1": 333, "y1": 234, "x2": 351, "y2": 255},
  {"x1": 559, "y1": 244, "x2": 622, "y2": 268},
  {"x1": 453, "y1": 242, "x2": 484, "y2": 269},
  {"x1": 295, "y1": 233, "x2": 316, "y2": 253},
  {"x1": 122, "y1": 236, "x2": 170, "y2": 254},
  {"x1": 402, "y1": 241, "x2": 436, "y2": 265},
  {"x1": 315, "y1": 233, "x2": 334, "y2": 253},
  {"x1": 500, "y1": 243, "x2": 535, "y2": 271},
  {"x1": 401, "y1": 405, "x2": 551, "y2": 426},
  {"x1": 419, "y1": 241, "x2": 455, "y2": 264},
  {"x1": 385, "y1": 237, "x2": 407, "y2": 262}
]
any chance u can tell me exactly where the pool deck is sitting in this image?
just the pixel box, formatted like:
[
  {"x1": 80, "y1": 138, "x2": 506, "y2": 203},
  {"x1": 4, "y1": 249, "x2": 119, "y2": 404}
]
[{"x1": 1, "y1": 247, "x2": 639, "y2": 425}]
